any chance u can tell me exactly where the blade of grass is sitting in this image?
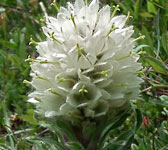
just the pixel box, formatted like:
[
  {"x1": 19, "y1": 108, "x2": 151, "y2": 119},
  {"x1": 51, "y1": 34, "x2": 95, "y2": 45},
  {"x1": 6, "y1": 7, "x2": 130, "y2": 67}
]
[{"x1": 155, "y1": 9, "x2": 160, "y2": 58}]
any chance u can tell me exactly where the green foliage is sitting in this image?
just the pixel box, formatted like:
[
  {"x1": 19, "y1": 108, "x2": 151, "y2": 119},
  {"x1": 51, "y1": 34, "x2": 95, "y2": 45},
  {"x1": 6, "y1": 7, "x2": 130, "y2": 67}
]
[
  {"x1": 0, "y1": 0, "x2": 168, "y2": 149},
  {"x1": 143, "y1": 56, "x2": 168, "y2": 75}
]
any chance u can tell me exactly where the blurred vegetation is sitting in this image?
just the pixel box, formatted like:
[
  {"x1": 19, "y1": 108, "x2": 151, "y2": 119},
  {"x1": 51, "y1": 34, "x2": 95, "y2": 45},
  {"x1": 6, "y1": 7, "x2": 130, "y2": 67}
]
[{"x1": 0, "y1": 0, "x2": 168, "y2": 149}]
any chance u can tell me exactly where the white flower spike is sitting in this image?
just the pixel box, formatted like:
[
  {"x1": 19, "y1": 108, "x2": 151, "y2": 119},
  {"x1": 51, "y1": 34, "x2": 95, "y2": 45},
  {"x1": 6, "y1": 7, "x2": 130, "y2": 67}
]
[{"x1": 28, "y1": 0, "x2": 143, "y2": 124}]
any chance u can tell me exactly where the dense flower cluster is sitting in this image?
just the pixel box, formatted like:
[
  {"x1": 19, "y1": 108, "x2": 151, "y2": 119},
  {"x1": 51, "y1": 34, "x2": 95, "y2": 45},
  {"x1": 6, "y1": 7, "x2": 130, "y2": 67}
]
[{"x1": 27, "y1": 0, "x2": 143, "y2": 124}]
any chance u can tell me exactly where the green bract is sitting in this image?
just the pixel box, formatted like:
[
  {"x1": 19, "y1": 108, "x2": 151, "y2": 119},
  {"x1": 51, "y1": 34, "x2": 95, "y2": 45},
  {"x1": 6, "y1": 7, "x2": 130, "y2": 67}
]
[{"x1": 28, "y1": 0, "x2": 143, "y2": 125}]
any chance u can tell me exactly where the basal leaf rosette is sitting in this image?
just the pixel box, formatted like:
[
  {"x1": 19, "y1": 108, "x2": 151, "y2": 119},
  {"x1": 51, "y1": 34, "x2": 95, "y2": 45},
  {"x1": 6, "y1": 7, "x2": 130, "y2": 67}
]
[{"x1": 27, "y1": 0, "x2": 143, "y2": 125}]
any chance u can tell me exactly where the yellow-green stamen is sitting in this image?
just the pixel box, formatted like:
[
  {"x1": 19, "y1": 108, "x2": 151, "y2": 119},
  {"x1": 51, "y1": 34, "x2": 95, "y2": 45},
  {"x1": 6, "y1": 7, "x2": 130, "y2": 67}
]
[
  {"x1": 111, "y1": 5, "x2": 120, "y2": 18},
  {"x1": 79, "y1": 85, "x2": 88, "y2": 94},
  {"x1": 29, "y1": 38, "x2": 38, "y2": 45}
]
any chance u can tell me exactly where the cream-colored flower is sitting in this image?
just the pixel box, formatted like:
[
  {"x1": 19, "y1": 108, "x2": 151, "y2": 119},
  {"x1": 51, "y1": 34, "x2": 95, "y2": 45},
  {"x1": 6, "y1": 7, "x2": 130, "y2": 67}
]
[{"x1": 28, "y1": 0, "x2": 143, "y2": 124}]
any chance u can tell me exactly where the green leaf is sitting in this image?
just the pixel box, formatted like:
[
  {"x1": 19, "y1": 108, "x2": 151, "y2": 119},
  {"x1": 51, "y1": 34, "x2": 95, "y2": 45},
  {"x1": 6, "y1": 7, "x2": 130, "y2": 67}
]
[
  {"x1": 162, "y1": 33, "x2": 168, "y2": 56},
  {"x1": 140, "y1": 98, "x2": 168, "y2": 107},
  {"x1": 102, "y1": 131, "x2": 135, "y2": 150},
  {"x1": 102, "y1": 142, "x2": 125, "y2": 150},
  {"x1": 82, "y1": 121, "x2": 97, "y2": 139},
  {"x1": 139, "y1": 12, "x2": 154, "y2": 18},
  {"x1": 134, "y1": 0, "x2": 140, "y2": 19},
  {"x1": 8, "y1": 55, "x2": 22, "y2": 67},
  {"x1": 131, "y1": 144, "x2": 139, "y2": 150},
  {"x1": 0, "y1": 144, "x2": 12, "y2": 150},
  {"x1": 143, "y1": 56, "x2": 168, "y2": 75},
  {"x1": 26, "y1": 109, "x2": 35, "y2": 115},
  {"x1": 18, "y1": 33, "x2": 27, "y2": 59},
  {"x1": 99, "y1": 112, "x2": 130, "y2": 149},
  {"x1": 133, "y1": 45, "x2": 149, "y2": 52},
  {"x1": 160, "y1": 95, "x2": 168, "y2": 101},
  {"x1": 119, "y1": 109, "x2": 142, "y2": 150},
  {"x1": 160, "y1": 129, "x2": 168, "y2": 143},
  {"x1": 6, "y1": 129, "x2": 33, "y2": 136},
  {"x1": 147, "y1": 1, "x2": 157, "y2": 14},
  {"x1": 155, "y1": 10, "x2": 160, "y2": 57},
  {"x1": 25, "y1": 136, "x2": 65, "y2": 150},
  {"x1": 100, "y1": 113, "x2": 129, "y2": 140},
  {"x1": 102, "y1": 109, "x2": 142, "y2": 150},
  {"x1": 56, "y1": 120, "x2": 77, "y2": 141},
  {"x1": 160, "y1": 95, "x2": 168, "y2": 106},
  {"x1": 135, "y1": 109, "x2": 142, "y2": 131},
  {"x1": 66, "y1": 142, "x2": 84, "y2": 150},
  {"x1": 0, "y1": 39, "x2": 17, "y2": 49},
  {"x1": 142, "y1": 26, "x2": 154, "y2": 54},
  {"x1": 20, "y1": 115, "x2": 37, "y2": 125}
]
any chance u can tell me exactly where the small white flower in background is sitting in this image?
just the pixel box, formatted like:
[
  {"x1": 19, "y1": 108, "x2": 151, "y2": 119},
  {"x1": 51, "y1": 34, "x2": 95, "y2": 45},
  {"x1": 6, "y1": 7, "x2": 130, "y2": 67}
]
[{"x1": 27, "y1": 0, "x2": 143, "y2": 124}]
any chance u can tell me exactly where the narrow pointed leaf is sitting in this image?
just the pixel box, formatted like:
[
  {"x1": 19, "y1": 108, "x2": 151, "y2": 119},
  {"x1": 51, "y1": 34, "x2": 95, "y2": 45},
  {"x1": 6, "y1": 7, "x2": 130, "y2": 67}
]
[{"x1": 144, "y1": 56, "x2": 168, "y2": 75}]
